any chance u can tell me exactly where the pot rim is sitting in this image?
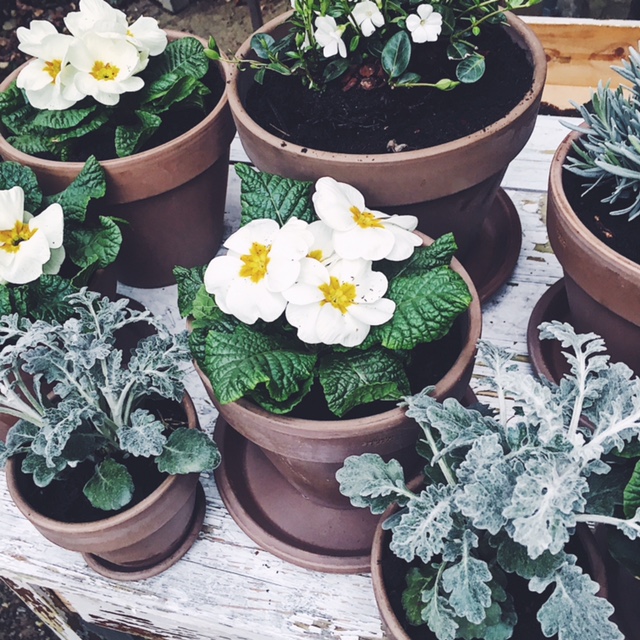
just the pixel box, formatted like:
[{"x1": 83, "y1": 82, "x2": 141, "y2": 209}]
[
  {"x1": 0, "y1": 30, "x2": 232, "y2": 173},
  {"x1": 226, "y1": 10, "x2": 547, "y2": 166},
  {"x1": 5, "y1": 393, "x2": 198, "y2": 534},
  {"x1": 549, "y1": 129, "x2": 640, "y2": 278},
  {"x1": 212, "y1": 231, "x2": 482, "y2": 437}
]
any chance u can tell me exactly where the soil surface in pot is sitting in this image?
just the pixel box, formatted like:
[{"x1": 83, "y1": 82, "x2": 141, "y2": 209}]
[
  {"x1": 14, "y1": 397, "x2": 186, "y2": 523},
  {"x1": 246, "y1": 24, "x2": 533, "y2": 155},
  {"x1": 562, "y1": 166, "x2": 640, "y2": 265},
  {"x1": 287, "y1": 315, "x2": 464, "y2": 421}
]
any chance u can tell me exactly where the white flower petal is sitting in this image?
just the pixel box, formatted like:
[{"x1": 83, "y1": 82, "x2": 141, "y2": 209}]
[
  {"x1": 312, "y1": 176, "x2": 366, "y2": 231},
  {"x1": 224, "y1": 219, "x2": 279, "y2": 255},
  {"x1": 43, "y1": 246, "x2": 66, "y2": 275},
  {"x1": 285, "y1": 303, "x2": 323, "y2": 344},
  {"x1": 333, "y1": 226, "x2": 395, "y2": 261},
  {"x1": 203, "y1": 254, "x2": 241, "y2": 296},
  {"x1": 128, "y1": 16, "x2": 168, "y2": 56},
  {"x1": 0, "y1": 231, "x2": 50, "y2": 285},
  {"x1": 29, "y1": 204, "x2": 64, "y2": 249},
  {"x1": 226, "y1": 278, "x2": 287, "y2": 324},
  {"x1": 0, "y1": 187, "x2": 25, "y2": 229},
  {"x1": 348, "y1": 297, "x2": 395, "y2": 326}
]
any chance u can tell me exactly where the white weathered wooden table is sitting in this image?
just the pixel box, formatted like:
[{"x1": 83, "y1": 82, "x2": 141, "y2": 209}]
[{"x1": 0, "y1": 114, "x2": 578, "y2": 640}]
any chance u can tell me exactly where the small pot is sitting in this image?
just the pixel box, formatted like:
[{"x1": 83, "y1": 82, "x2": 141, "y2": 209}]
[
  {"x1": 5, "y1": 393, "x2": 205, "y2": 581},
  {"x1": 543, "y1": 130, "x2": 640, "y2": 376},
  {"x1": 226, "y1": 12, "x2": 546, "y2": 299},
  {"x1": 0, "y1": 32, "x2": 236, "y2": 288}
]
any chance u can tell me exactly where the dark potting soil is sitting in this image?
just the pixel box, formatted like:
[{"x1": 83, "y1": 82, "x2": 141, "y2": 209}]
[
  {"x1": 245, "y1": 24, "x2": 533, "y2": 155},
  {"x1": 562, "y1": 165, "x2": 640, "y2": 265},
  {"x1": 15, "y1": 397, "x2": 187, "y2": 523},
  {"x1": 288, "y1": 314, "x2": 464, "y2": 421}
]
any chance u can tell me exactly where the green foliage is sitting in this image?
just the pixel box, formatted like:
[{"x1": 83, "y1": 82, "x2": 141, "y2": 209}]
[
  {"x1": 338, "y1": 322, "x2": 640, "y2": 639},
  {"x1": 0, "y1": 291, "x2": 220, "y2": 511},
  {"x1": 0, "y1": 37, "x2": 213, "y2": 161}
]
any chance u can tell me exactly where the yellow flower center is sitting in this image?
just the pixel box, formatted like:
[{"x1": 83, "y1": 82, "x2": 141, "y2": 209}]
[
  {"x1": 239, "y1": 242, "x2": 271, "y2": 283},
  {"x1": 44, "y1": 59, "x2": 62, "y2": 82},
  {"x1": 350, "y1": 206, "x2": 384, "y2": 229},
  {"x1": 91, "y1": 61, "x2": 120, "y2": 81},
  {"x1": 319, "y1": 276, "x2": 357, "y2": 314},
  {"x1": 308, "y1": 249, "x2": 323, "y2": 261},
  {"x1": 0, "y1": 220, "x2": 36, "y2": 254}
]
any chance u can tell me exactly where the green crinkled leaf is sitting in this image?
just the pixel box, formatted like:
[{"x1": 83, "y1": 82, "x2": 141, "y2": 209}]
[
  {"x1": 21, "y1": 452, "x2": 67, "y2": 487},
  {"x1": 0, "y1": 161, "x2": 42, "y2": 213},
  {"x1": 203, "y1": 324, "x2": 317, "y2": 405},
  {"x1": 5, "y1": 134, "x2": 60, "y2": 158},
  {"x1": 31, "y1": 105, "x2": 98, "y2": 130},
  {"x1": 236, "y1": 163, "x2": 315, "y2": 225},
  {"x1": 0, "y1": 285, "x2": 12, "y2": 317},
  {"x1": 83, "y1": 458, "x2": 135, "y2": 511},
  {"x1": 118, "y1": 409, "x2": 167, "y2": 457},
  {"x1": 624, "y1": 459, "x2": 640, "y2": 518},
  {"x1": 143, "y1": 76, "x2": 204, "y2": 114},
  {"x1": 385, "y1": 234, "x2": 459, "y2": 281},
  {"x1": 337, "y1": 453, "x2": 408, "y2": 514},
  {"x1": 1, "y1": 103, "x2": 37, "y2": 135},
  {"x1": 174, "y1": 265, "x2": 205, "y2": 317},
  {"x1": 191, "y1": 286, "x2": 236, "y2": 330},
  {"x1": 115, "y1": 110, "x2": 162, "y2": 157},
  {"x1": 66, "y1": 216, "x2": 122, "y2": 269},
  {"x1": 45, "y1": 156, "x2": 107, "y2": 223},
  {"x1": 318, "y1": 347, "x2": 410, "y2": 417},
  {"x1": 155, "y1": 427, "x2": 221, "y2": 474},
  {"x1": 189, "y1": 327, "x2": 208, "y2": 368},
  {"x1": 373, "y1": 265, "x2": 471, "y2": 351},
  {"x1": 11, "y1": 276, "x2": 76, "y2": 323},
  {"x1": 248, "y1": 374, "x2": 314, "y2": 414},
  {"x1": 536, "y1": 562, "x2": 622, "y2": 640},
  {"x1": 0, "y1": 81, "x2": 24, "y2": 113},
  {"x1": 148, "y1": 37, "x2": 209, "y2": 81}
]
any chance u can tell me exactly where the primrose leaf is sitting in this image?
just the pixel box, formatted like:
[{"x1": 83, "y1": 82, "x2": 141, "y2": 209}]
[
  {"x1": 248, "y1": 374, "x2": 314, "y2": 414},
  {"x1": 203, "y1": 323, "x2": 317, "y2": 405},
  {"x1": 11, "y1": 275, "x2": 76, "y2": 323},
  {"x1": 148, "y1": 37, "x2": 209, "y2": 81},
  {"x1": 374, "y1": 265, "x2": 471, "y2": 351},
  {"x1": 318, "y1": 347, "x2": 410, "y2": 417},
  {"x1": 382, "y1": 31, "x2": 412, "y2": 79},
  {"x1": 21, "y1": 452, "x2": 67, "y2": 487},
  {"x1": 118, "y1": 409, "x2": 167, "y2": 457},
  {"x1": 390, "y1": 484, "x2": 455, "y2": 563},
  {"x1": 83, "y1": 458, "x2": 135, "y2": 511},
  {"x1": 5, "y1": 134, "x2": 62, "y2": 160},
  {"x1": 236, "y1": 163, "x2": 316, "y2": 225},
  {"x1": 155, "y1": 427, "x2": 221, "y2": 474},
  {"x1": 337, "y1": 453, "x2": 408, "y2": 514},
  {"x1": 536, "y1": 562, "x2": 622, "y2": 640},
  {"x1": 44, "y1": 156, "x2": 106, "y2": 223},
  {"x1": 0, "y1": 161, "x2": 42, "y2": 213},
  {"x1": 456, "y1": 53, "x2": 486, "y2": 83},
  {"x1": 115, "y1": 110, "x2": 162, "y2": 157},
  {"x1": 624, "y1": 459, "x2": 640, "y2": 518},
  {"x1": 174, "y1": 265, "x2": 205, "y2": 318},
  {"x1": 383, "y1": 234, "x2": 458, "y2": 282},
  {"x1": 67, "y1": 216, "x2": 122, "y2": 270}
]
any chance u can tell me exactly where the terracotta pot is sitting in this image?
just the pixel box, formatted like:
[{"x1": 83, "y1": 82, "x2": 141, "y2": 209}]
[
  {"x1": 197, "y1": 236, "x2": 481, "y2": 572},
  {"x1": 540, "y1": 130, "x2": 640, "y2": 376},
  {"x1": 5, "y1": 394, "x2": 206, "y2": 581},
  {"x1": 371, "y1": 481, "x2": 610, "y2": 640},
  {"x1": 226, "y1": 12, "x2": 546, "y2": 301},
  {"x1": 0, "y1": 32, "x2": 236, "y2": 289}
]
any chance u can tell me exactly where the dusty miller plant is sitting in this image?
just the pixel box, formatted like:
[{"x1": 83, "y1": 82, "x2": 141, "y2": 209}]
[
  {"x1": 337, "y1": 321, "x2": 640, "y2": 640},
  {"x1": 0, "y1": 289, "x2": 220, "y2": 512},
  {"x1": 565, "y1": 47, "x2": 640, "y2": 220}
]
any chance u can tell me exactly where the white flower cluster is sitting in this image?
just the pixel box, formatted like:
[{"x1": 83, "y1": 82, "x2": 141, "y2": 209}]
[
  {"x1": 204, "y1": 178, "x2": 422, "y2": 348},
  {"x1": 313, "y1": 2, "x2": 442, "y2": 59},
  {"x1": 15, "y1": 0, "x2": 167, "y2": 110}
]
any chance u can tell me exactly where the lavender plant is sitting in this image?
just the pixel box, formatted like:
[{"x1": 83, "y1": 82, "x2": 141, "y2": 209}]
[
  {"x1": 337, "y1": 321, "x2": 640, "y2": 640},
  {"x1": 0, "y1": 289, "x2": 220, "y2": 512},
  {"x1": 565, "y1": 47, "x2": 640, "y2": 221}
]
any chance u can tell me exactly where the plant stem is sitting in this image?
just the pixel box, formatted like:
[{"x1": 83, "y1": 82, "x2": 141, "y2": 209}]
[{"x1": 422, "y1": 426, "x2": 456, "y2": 487}]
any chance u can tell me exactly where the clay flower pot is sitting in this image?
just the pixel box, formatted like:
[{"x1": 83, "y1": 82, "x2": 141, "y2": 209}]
[
  {"x1": 5, "y1": 394, "x2": 206, "y2": 581},
  {"x1": 371, "y1": 481, "x2": 609, "y2": 640},
  {"x1": 226, "y1": 12, "x2": 546, "y2": 302},
  {"x1": 0, "y1": 32, "x2": 236, "y2": 289},
  {"x1": 528, "y1": 130, "x2": 640, "y2": 381},
  {"x1": 196, "y1": 246, "x2": 481, "y2": 573}
]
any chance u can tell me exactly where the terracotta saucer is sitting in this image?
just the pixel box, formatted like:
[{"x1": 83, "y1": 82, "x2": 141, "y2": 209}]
[
  {"x1": 83, "y1": 482, "x2": 206, "y2": 581},
  {"x1": 463, "y1": 188, "x2": 522, "y2": 304},
  {"x1": 215, "y1": 417, "x2": 380, "y2": 574},
  {"x1": 527, "y1": 278, "x2": 572, "y2": 385}
]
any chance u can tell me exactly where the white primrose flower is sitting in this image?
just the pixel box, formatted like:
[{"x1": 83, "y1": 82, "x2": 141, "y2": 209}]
[
  {"x1": 68, "y1": 34, "x2": 145, "y2": 106},
  {"x1": 307, "y1": 220, "x2": 337, "y2": 264},
  {"x1": 204, "y1": 217, "x2": 314, "y2": 325},
  {"x1": 64, "y1": 0, "x2": 129, "y2": 39},
  {"x1": 0, "y1": 187, "x2": 65, "y2": 285},
  {"x1": 16, "y1": 25, "x2": 85, "y2": 110},
  {"x1": 406, "y1": 4, "x2": 443, "y2": 44},
  {"x1": 285, "y1": 258, "x2": 395, "y2": 347},
  {"x1": 312, "y1": 177, "x2": 422, "y2": 262},
  {"x1": 126, "y1": 17, "x2": 168, "y2": 57},
  {"x1": 351, "y1": 1, "x2": 385, "y2": 38},
  {"x1": 314, "y1": 16, "x2": 348, "y2": 59}
]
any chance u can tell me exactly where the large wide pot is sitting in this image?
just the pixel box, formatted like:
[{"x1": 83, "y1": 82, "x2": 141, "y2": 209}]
[
  {"x1": 0, "y1": 32, "x2": 236, "y2": 289},
  {"x1": 197, "y1": 241, "x2": 481, "y2": 573},
  {"x1": 227, "y1": 12, "x2": 546, "y2": 301},
  {"x1": 529, "y1": 130, "x2": 640, "y2": 379},
  {"x1": 5, "y1": 394, "x2": 206, "y2": 581}
]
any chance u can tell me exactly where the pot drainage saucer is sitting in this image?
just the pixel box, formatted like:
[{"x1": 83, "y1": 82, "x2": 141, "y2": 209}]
[
  {"x1": 463, "y1": 188, "x2": 522, "y2": 304},
  {"x1": 527, "y1": 278, "x2": 572, "y2": 385},
  {"x1": 214, "y1": 417, "x2": 379, "y2": 574},
  {"x1": 82, "y1": 482, "x2": 206, "y2": 581}
]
